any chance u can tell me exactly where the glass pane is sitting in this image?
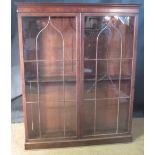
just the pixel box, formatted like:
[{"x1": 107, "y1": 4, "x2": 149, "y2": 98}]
[
  {"x1": 25, "y1": 82, "x2": 37, "y2": 102},
  {"x1": 83, "y1": 60, "x2": 120, "y2": 99},
  {"x1": 38, "y1": 61, "x2": 63, "y2": 81},
  {"x1": 84, "y1": 16, "x2": 135, "y2": 59},
  {"x1": 83, "y1": 101, "x2": 95, "y2": 135},
  {"x1": 39, "y1": 82, "x2": 63, "y2": 102},
  {"x1": 121, "y1": 59, "x2": 132, "y2": 78},
  {"x1": 22, "y1": 17, "x2": 76, "y2": 61},
  {"x1": 84, "y1": 60, "x2": 96, "y2": 79},
  {"x1": 120, "y1": 80, "x2": 131, "y2": 98},
  {"x1": 40, "y1": 103, "x2": 64, "y2": 138},
  {"x1": 22, "y1": 18, "x2": 38, "y2": 60},
  {"x1": 26, "y1": 103, "x2": 40, "y2": 139},
  {"x1": 96, "y1": 80, "x2": 119, "y2": 98},
  {"x1": 118, "y1": 98, "x2": 130, "y2": 132},
  {"x1": 65, "y1": 81, "x2": 76, "y2": 101},
  {"x1": 65, "y1": 102, "x2": 77, "y2": 137},
  {"x1": 84, "y1": 80, "x2": 95, "y2": 99},
  {"x1": 40, "y1": 101, "x2": 77, "y2": 138},
  {"x1": 37, "y1": 81, "x2": 77, "y2": 102},
  {"x1": 96, "y1": 99, "x2": 118, "y2": 134},
  {"x1": 120, "y1": 59, "x2": 132, "y2": 98},
  {"x1": 64, "y1": 60, "x2": 77, "y2": 77},
  {"x1": 96, "y1": 60, "x2": 120, "y2": 98},
  {"x1": 24, "y1": 62, "x2": 37, "y2": 81},
  {"x1": 97, "y1": 60, "x2": 120, "y2": 80},
  {"x1": 84, "y1": 29, "x2": 98, "y2": 59},
  {"x1": 37, "y1": 60, "x2": 77, "y2": 82}
]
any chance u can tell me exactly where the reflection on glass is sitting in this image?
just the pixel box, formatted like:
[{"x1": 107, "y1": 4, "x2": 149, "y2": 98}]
[
  {"x1": 121, "y1": 59, "x2": 132, "y2": 78},
  {"x1": 118, "y1": 98, "x2": 130, "y2": 132},
  {"x1": 96, "y1": 99, "x2": 118, "y2": 134},
  {"x1": 84, "y1": 16, "x2": 135, "y2": 59},
  {"x1": 24, "y1": 62, "x2": 37, "y2": 81},
  {"x1": 96, "y1": 80, "x2": 119, "y2": 98},
  {"x1": 40, "y1": 106, "x2": 64, "y2": 138},
  {"x1": 84, "y1": 80, "x2": 95, "y2": 99},
  {"x1": 83, "y1": 101, "x2": 95, "y2": 135},
  {"x1": 26, "y1": 103, "x2": 40, "y2": 138},
  {"x1": 25, "y1": 82, "x2": 37, "y2": 102}
]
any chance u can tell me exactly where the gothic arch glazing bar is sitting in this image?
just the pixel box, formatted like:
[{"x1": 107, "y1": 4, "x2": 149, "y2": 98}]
[
  {"x1": 35, "y1": 16, "x2": 65, "y2": 137},
  {"x1": 94, "y1": 21, "x2": 123, "y2": 134}
]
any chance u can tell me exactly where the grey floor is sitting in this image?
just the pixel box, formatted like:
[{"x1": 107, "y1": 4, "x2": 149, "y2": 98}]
[
  {"x1": 11, "y1": 96, "x2": 143, "y2": 123},
  {"x1": 11, "y1": 96, "x2": 24, "y2": 123}
]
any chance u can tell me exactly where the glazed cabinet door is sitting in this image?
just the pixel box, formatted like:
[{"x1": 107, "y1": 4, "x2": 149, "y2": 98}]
[
  {"x1": 22, "y1": 14, "x2": 80, "y2": 140},
  {"x1": 81, "y1": 14, "x2": 135, "y2": 137}
]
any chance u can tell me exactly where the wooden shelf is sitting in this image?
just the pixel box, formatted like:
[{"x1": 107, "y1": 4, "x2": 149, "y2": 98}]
[
  {"x1": 84, "y1": 58, "x2": 133, "y2": 60},
  {"x1": 84, "y1": 75, "x2": 131, "y2": 81},
  {"x1": 25, "y1": 75, "x2": 77, "y2": 83},
  {"x1": 24, "y1": 59, "x2": 79, "y2": 63}
]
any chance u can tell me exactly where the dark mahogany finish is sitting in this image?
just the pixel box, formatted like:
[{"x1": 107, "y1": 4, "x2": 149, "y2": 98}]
[{"x1": 17, "y1": 3, "x2": 140, "y2": 149}]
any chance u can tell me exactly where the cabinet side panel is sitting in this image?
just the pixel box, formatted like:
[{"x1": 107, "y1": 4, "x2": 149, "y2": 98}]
[
  {"x1": 128, "y1": 15, "x2": 139, "y2": 133},
  {"x1": 17, "y1": 14, "x2": 28, "y2": 140}
]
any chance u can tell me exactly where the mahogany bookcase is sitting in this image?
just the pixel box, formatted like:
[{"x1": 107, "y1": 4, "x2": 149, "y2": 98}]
[{"x1": 16, "y1": 3, "x2": 140, "y2": 149}]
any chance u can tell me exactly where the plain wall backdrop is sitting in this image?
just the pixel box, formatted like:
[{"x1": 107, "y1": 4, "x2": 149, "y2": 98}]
[{"x1": 11, "y1": 0, "x2": 144, "y2": 111}]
